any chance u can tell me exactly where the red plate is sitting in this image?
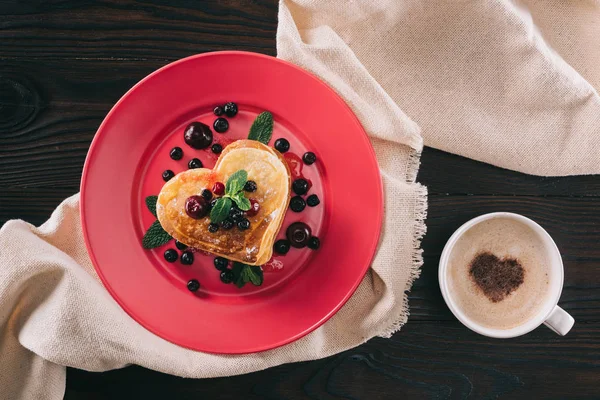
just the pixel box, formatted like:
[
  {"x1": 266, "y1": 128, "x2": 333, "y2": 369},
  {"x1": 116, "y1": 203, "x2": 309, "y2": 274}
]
[{"x1": 81, "y1": 52, "x2": 383, "y2": 354}]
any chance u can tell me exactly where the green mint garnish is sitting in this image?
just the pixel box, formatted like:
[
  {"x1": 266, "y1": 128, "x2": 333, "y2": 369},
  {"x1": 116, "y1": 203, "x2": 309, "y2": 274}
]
[
  {"x1": 142, "y1": 220, "x2": 172, "y2": 249},
  {"x1": 232, "y1": 262, "x2": 264, "y2": 288},
  {"x1": 231, "y1": 192, "x2": 251, "y2": 211},
  {"x1": 210, "y1": 197, "x2": 232, "y2": 224},
  {"x1": 225, "y1": 170, "x2": 248, "y2": 195},
  {"x1": 248, "y1": 111, "x2": 273, "y2": 145},
  {"x1": 210, "y1": 169, "x2": 252, "y2": 222},
  {"x1": 145, "y1": 195, "x2": 158, "y2": 217}
]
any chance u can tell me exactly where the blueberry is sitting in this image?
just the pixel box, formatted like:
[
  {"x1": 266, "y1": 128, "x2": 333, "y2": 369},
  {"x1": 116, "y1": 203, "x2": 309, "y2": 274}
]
[
  {"x1": 303, "y1": 151, "x2": 317, "y2": 165},
  {"x1": 229, "y1": 207, "x2": 244, "y2": 223},
  {"x1": 274, "y1": 138, "x2": 290, "y2": 153},
  {"x1": 184, "y1": 122, "x2": 213, "y2": 149},
  {"x1": 201, "y1": 189, "x2": 213, "y2": 201},
  {"x1": 237, "y1": 218, "x2": 250, "y2": 230},
  {"x1": 175, "y1": 241, "x2": 188, "y2": 250},
  {"x1": 214, "y1": 257, "x2": 229, "y2": 271},
  {"x1": 187, "y1": 279, "x2": 200, "y2": 292},
  {"x1": 244, "y1": 180, "x2": 257, "y2": 192},
  {"x1": 213, "y1": 106, "x2": 224, "y2": 116},
  {"x1": 308, "y1": 236, "x2": 320, "y2": 250},
  {"x1": 292, "y1": 179, "x2": 309, "y2": 195},
  {"x1": 307, "y1": 194, "x2": 320, "y2": 207},
  {"x1": 188, "y1": 158, "x2": 203, "y2": 169},
  {"x1": 181, "y1": 251, "x2": 194, "y2": 265},
  {"x1": 286, "y1": 222, "x2": 312, "y2": 248},
  {"x1": 164, "y1": 249, "x2": 178, "y2": 262},
  {"x1": 208, "y1": 223, "x2": 219, "y2": 233},
  {"x1": 211, "y1": 143, "x2": 223, "y2": 154},
  {"x1": 290, "y1": 196, "x2": 306, "y2": 212},
  {"x1": 274, "y1": 239, "x2": 291, "y2": 255},
  {"x1": 162, "y1": 169, "x2": 175, "y2": 182},
  {"x1": 223, "y1": 102, "x2": 238, "y2": 117},
  {"x1": 213, "y1": 118, "x2": 229, "y2": 133},
  {"x1": 221, "y1": 218, "x2": 234, "y2": 230},
  {"x1": 170, "y1": 147, "x2": 183, "y2": 160},
  {"x1": 220, "y1": 270, "x2": 234, "y2": 284}
]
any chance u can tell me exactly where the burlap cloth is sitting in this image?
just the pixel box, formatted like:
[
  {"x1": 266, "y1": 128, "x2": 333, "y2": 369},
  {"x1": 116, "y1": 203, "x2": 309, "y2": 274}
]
[{"x1": 1, "y1": 1, "x2": 598, "y2": 398}]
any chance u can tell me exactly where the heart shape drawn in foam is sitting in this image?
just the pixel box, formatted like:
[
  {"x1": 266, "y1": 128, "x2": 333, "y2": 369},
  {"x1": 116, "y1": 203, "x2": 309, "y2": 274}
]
[{"x1": 156, "y1": 140, "x2": 291, "y2": 266}]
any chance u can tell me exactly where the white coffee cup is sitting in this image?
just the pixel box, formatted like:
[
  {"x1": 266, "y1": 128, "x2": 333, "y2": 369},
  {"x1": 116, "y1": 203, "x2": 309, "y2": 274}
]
[{"x1": 439, "y1": 212, "x2": 574, "y2": 338}]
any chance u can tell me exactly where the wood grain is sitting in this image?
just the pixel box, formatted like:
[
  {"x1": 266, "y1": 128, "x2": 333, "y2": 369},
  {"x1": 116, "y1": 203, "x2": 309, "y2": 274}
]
[{"x1": 2, "y1": 0, "x2": 599, "y2": 399}]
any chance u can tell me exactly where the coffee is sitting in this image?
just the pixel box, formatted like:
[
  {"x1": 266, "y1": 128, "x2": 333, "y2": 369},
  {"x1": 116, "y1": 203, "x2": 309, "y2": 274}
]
[{"x1": 447, "y1": 217, "x2": 550, "y2": 330}]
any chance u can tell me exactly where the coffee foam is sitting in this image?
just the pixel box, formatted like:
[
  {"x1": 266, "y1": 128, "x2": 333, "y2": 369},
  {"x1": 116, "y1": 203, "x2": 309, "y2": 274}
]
[{"x1": 447, "y1": 218, "x2": 550, "y2": 330}]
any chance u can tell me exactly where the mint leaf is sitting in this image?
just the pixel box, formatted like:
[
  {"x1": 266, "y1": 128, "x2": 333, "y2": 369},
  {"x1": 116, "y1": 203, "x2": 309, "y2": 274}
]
[
  {"x1": 231, "y1": 193, "x2": 251, "y2": 211},
  {"x1": 225, "y1": 170, "x2": 248, "y2": 195},
  {"x1": 142, "y1": 220, "x2": 172, "y2": 249},
  {"x1": 210, "y1": 197, "x2": 232, "y2": 223},
  {"x1": 232, "y1": 262, "x2": 246, "y2": 288},
  {"x1": 232, "y1": 262, "x2": 264, "y2": 288},
  {"x1": 249, "y1": 266, "x2": 264, "y2": 286},
  {"x1": 248, "y1": 111, "x2": 273, "y2": 145},
  {"x1": 145, "y1": 195, "x2": 158, "y2": 217}
]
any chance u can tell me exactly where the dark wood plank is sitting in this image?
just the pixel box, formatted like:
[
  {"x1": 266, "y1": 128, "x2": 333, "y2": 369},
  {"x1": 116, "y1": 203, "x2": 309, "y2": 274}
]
[
  {"x1": 64, "y1": 321, "x2": 600, "y2": 400},
  {"x1": 419, "y1": 147, "x2": 600, "y2": 196},
  {"x1": 0, "y1": 0, "x2": 278, "y2": 60}
]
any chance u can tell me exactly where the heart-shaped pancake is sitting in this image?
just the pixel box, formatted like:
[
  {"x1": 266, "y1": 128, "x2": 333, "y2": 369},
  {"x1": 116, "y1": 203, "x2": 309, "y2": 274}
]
[{"x1": 156, "y1": 140, "x2": 291, "y2": 265}]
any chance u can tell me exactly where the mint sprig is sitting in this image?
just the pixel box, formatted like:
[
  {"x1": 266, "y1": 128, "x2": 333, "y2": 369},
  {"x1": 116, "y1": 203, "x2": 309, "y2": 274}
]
[
  {"x1": 145, "y1": 195, "x2": 158, "y2": 217},
  {"x1": 232, "y1": 262, "x2": 264, "y2": 288},
  {"x1": 142, "y1": 220, "x2": 172, "y2": 249},
  {"x1": 248, "y1": 111, "x2": 273, "y2": 145},
  {"x1": 210, "y1": 169, "x2": 252, "y2": 222}
]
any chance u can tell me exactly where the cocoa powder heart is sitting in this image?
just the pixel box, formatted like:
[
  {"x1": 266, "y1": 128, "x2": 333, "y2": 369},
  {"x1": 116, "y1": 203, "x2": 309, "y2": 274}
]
[{"x1": 469, "y1": 252, "x2": 525, "y2": 302}]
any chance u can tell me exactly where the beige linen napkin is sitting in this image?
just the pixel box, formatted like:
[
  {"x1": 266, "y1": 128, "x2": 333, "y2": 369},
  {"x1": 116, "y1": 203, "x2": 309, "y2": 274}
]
[{"x1": 1, "y1": 1, "x2": 599, "y2": 399}]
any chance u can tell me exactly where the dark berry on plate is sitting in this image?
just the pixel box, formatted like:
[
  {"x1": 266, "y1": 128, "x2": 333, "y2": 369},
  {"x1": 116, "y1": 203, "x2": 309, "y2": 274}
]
[
  {"x1": 201, "y1": 189, "x2": 213, "y2": 201},
  {"x1": 184, "y1": 122, "x2": 213, "y2": 149},
  {"x1": 221, "y1": 218, "x2": 234, "y2": 230},
  {"x1": 307, "y1": 194, "x2": 320, "y2": 207},
  {"x1": 170, "y1": 147, "x2": 183, "y2": 160},
  {"x1": 244, "y1": 180, "x2": 257, "y2": 192},
  {"x1": 211, "y1": 143, "x2": 223, "y2": 154},
  {"x1": 274, "y1": 239, "x2": 291, "y2": 255},
  {"x1": 185, "y1": 195, "x2": 209, "y2": 219},
  {"x1": 274, "y1": 138, "x2": 290, "y2": 153},
  {"x1": 175, "y1": 240, "x2": 188, "y2": 250},
  {"x1": 164, "y1": 249, "x2": 178, "y2": 263},
  {"x1": 220, "y1": 270, "x2": 234, "y2": 284},
  {"x1": 290, "y1": 196, "x2": 306, "y2": 213},
  {"x1": 237, "y1": 218, "x2": 250, "y2": 230},
  {"x1": 214, "y1": 257, "x2": 229, "y2": 271},
  {"x1": 188, "y1": 158, "x2": 203, "y2": 169},
  {"x1": 308, "y1": 236, "x2": 320, "y2": 250},
  {"x1": 213, "y1": 182, "x2": 225, "y2": 195},
  {"x1": 286, "y1": 222, "x2": 312, "y2": 248},
  {"x1": 162, "y1": 169, "x2": 175, "y2": 182},
  {"x1": 292, "y1": 179, "x2": 309, "y2": 195},
  {"x1": 181, "y1": 251, "x2": 194, "y2": 265},
  {"x1": 223, "y1": 102, "x2": 238, "y2": 117},
  {"x1": 213, "y1": 106, "x2": 224, "y2": 116},
  {"x1": 187, "y1": 279, "x2": 200, "y2": 292},
  {"x1": 208, "y1": 223, "x2": 219, "y2": 233},
  {"x1": 229, "y1": 207, "x2": 244, "y2": 222},
  {"x1": 213, "y1": 117, "x2": 229, "y2": 133},
  {"x1": 303, "y1": 151, "x2": 317, "y2": 165},
  {"x1": 246, "y1": 199, "x2": 260, "y2": 217}
]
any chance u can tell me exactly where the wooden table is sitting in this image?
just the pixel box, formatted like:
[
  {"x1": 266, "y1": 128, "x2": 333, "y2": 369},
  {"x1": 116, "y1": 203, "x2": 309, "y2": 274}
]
[{"x1": 1, "y1": 1, "x2": 598, "y2": 398}]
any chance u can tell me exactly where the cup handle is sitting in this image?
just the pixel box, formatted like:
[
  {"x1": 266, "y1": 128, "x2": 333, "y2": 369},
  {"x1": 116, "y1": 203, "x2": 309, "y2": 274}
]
[{"x1": 543, "y1": 306, "x2": 574, "y2": 336}]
